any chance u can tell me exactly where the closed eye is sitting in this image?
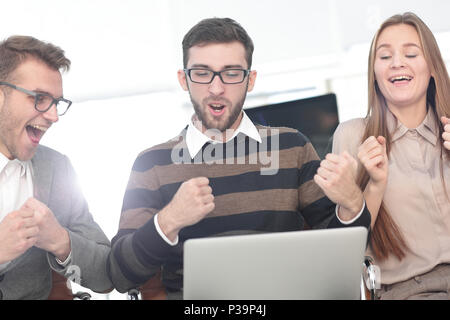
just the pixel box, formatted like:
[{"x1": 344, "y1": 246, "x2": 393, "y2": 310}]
[
  {"x1": 35, "y1": 94, "x2": 46, "y2": 103},
  {"x1": 223, "y1": 71, "x2": 240, "y2": 77},
  {"x1": 192, "y1": 70, "x2": 210, "y2": 77}
]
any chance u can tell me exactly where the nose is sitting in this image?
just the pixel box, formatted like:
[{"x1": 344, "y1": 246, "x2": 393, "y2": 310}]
[
  {"x1": 390, "y1": 53, "x2": 405, "y2": 69},
  {"x1": 42, "y1": 104, "x2": 59, "y2": 123},
  {"x1": 208, "y1": 74, "x2": 225, "y2": 96}
]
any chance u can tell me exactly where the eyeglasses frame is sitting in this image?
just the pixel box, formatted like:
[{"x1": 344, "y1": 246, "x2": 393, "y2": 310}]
[
  {"x1": 0, "y1": 81, "x2": 72, "y2": 116},
  {"x1": 183, "y1": 68, "x2": 251, "y2": 84}
]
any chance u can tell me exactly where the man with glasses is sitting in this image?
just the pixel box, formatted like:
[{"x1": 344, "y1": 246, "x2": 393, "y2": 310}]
[
  {"x1": 0, "y1": 35, "x2": 112, "y2": 299},
  {"x1": 108, "y1": 18, "x2": 371, "y2": 299}
]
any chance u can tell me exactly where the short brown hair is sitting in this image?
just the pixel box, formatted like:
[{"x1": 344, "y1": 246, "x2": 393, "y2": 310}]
[
  {"x1": 0, "y1": 35, "x2": 70, "y2": 81},
  {"x1": 182, "y1": 17, "x2": 254, "y2": 69}
]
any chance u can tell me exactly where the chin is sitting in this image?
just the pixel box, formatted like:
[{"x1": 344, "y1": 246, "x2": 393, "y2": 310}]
[
  {"x1": 390, "y1": 98, "x2": 417, "y2": 107},
  {"x1": 204, "y1": 122, "x2": 227, "y2": 133}
]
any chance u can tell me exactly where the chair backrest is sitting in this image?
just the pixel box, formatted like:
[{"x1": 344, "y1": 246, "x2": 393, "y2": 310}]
[
  {"x1": 47, "y1": 270, "x2": 73, "y2": 300},
  {"x1": 139, "y1": 270, "x2": 166, "y2": 300}
]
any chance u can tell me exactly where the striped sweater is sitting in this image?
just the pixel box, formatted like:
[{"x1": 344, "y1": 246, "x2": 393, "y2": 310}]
[{"x1": 108, "y1": 125, "x2": 370, "y2": 298}]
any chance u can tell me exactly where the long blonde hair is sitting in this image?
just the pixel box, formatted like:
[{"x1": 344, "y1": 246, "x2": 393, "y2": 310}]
[{"x1": 362, "y1": 12, "x2": 450, "y2": 261}]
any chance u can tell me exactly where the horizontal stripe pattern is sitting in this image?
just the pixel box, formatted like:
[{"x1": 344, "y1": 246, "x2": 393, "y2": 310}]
[
  {"x1": 128, "y1": 146, "x2": 313, "y2": 191},
  {"x1": 158, "y1": 168, "x2": 299, "y2": 200},
  {"x1": 132, "y1": 128, "x2": 309, "y2": 172},
  {"x1": 178, "y1": 210, "x2": 304, "y2": 240},
  {"x1": 209, "y1": 189, "x2": 298, "y2": 218}
]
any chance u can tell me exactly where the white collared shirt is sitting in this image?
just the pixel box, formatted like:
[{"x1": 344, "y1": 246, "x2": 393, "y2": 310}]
[
  {"x1": 0, "y1": 153, "x2": 34, "y2": 270},
  {"x1": 0, "y1": 154, "x2": 34, "y2": 223},
  {"x1": 185, "y1": 111, "x2": 262, "y2": 159}
]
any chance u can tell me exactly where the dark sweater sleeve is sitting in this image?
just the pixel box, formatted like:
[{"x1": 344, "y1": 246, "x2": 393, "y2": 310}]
[{"x1": 108, "y1": 216, "x2": 173, "y2": 293}]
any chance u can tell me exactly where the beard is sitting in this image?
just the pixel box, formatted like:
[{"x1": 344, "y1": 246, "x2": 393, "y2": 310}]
[
  {"x1": 0, "y1": 97, "x2": 41, "y2": 161},
  {"x1": 0, "y1": 101, "x2": 20, "y2": 160},
  {"x1": 189, "y1": 85, "x2": 248, "y2": 133}
]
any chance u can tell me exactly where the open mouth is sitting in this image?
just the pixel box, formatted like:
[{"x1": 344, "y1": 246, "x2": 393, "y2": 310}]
[
  {"x1": 208, "y1": 103, "x2": 226, "y2": 116},
  {"x1": 389, "y1": 75, "x2": 413, "y2": 84},
  {"x1": 26, "y1": 124, "x2": 47, "y2": 144}
]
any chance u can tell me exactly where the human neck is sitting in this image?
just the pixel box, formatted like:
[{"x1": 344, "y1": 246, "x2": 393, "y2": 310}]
[
  {"x1": 0, "y1": 144, "x2": 13, "y2": 160},
  {"x1": 387, "y1": 101, "x2": 427, "y2": 129}
]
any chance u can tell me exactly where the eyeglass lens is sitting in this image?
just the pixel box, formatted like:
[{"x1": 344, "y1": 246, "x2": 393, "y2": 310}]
[{"x1": 189, "y1": 69, "x2": 246, "y2": 84}]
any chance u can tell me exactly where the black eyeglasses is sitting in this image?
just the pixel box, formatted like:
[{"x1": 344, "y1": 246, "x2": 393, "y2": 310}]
[
  {"x1": 184, "y1": 68, "x2": 250, "y2": 84},
  {"x1": 0, "y1": 81, "x2": 72, "y2": 116}
]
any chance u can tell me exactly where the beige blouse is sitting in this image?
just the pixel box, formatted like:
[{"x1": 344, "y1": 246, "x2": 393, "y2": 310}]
[{"x1": 333, "y1": 109, "x2": 450, "y2": 285}]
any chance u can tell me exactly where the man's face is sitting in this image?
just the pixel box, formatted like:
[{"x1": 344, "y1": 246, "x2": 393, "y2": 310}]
[
  {"x1": 178, "y1": 41, "x2": 257, "y2": 133},
  {"x1": 0, "y1": 58, "x2": 62, "y2": 160}
]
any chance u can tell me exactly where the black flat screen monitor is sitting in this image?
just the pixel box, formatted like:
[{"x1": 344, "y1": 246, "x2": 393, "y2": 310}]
[{"x1": 245, "y1": 93, "x2": 339, "y2": 159}]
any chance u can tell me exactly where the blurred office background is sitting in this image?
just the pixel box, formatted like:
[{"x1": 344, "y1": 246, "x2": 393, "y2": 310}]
[{"x1": 2, "y1": 0, "x2": 449, "y2": 298}]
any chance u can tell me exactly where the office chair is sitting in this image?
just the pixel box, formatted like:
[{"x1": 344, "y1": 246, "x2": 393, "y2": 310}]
[
  {"x1": 47, "y1": 270, "x2": 91, "y2": 300},
  {"x1": 127, "y1": 270, "x2": 167, "y2": 300},
  {"x1": 129, "y1": 269, "x2": 377, "y2": 300},
  {"x1": 362, "y1": 256, "x2": 380, "y2": 300}
]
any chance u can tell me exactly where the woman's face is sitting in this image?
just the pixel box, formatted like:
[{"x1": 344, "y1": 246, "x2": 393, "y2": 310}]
[{"x1": 374, "y1": 24, "x2": 431, "y2": 111}]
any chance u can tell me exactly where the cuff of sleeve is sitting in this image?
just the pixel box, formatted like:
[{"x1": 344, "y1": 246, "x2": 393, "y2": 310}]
[
  {"x1": 47, "y1": 252, "x2": 71, "y2": 272},
  {"x1": 154, "y1": 213, "x2": 179, "y2": 246},
  {"x1": 132, "y1": 215, "x2": 177, "y2": 265},
  {"x1": 55, "y1": 251, "x2": 73, "y2": 267},
  {"x1": 47, "y1": 235, "x2": 74, "y2": 272},
  {"x1": 335, "y1": 200, "x2": 366, "y2": 225}
]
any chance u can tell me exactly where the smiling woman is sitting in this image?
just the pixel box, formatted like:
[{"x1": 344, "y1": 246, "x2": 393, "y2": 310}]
[{"x1": 331, "y1": 12, "x2": 450, "y2": 300}]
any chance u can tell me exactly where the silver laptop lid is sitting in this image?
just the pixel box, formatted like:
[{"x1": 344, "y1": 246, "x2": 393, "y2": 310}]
[{"x1": 183, "y1": 226, "x2": 367, "y2": 300}]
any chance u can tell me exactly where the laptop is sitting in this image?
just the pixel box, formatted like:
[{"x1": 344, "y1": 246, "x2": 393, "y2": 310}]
[{"x1": 183, "y1": 226, "x2": 367, "y2": 300}]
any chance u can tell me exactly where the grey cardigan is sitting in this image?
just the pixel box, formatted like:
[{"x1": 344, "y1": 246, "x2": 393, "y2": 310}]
[{"x1": 0, "y1": 145, "x2": 112, "y2": 299}]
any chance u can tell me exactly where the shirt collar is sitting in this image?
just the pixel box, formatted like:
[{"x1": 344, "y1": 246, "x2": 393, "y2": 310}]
[
  {"x1": 416, "y1": 109, "x2": 438, "y2": 146},
  {"x1": 388, "y1": 107, "x2": 438, "y2": 145},
  {"x1": 0, "y1": 153, "x2": 31, "y2": 178},
  {"x1": 386, "y1": 109, "x2": 408, "y2": 142},
  {"x1": 0, "y1": 153, "x2": 8, "y2": 174},
  {"x1": 185, "y1": 111, "x2": 262, "y2": 159}
]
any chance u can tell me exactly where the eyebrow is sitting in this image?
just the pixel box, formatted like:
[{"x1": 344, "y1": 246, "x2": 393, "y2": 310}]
[
  {"x1": 34, "y1": 88, "x2": 63, "y2": 99},
  {"x1": 190, "y1": 64, "x2": 245, "y2": 69},
  {"x1": 376, "y1": 43, "x2": 422, "y2": 51}
]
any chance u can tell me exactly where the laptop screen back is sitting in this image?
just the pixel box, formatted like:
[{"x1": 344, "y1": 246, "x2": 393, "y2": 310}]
[{"x1": 183, "y1": 226, "x2": 367, "y2": 300}]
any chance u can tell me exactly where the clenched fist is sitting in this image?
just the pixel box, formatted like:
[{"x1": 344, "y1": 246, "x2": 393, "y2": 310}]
[
  {"x1": 314, "y1": 152, "x2": 364, "y2": 221},
  {"x1": 158, "y1": 177, "x2": 215, "y2": 242},
  {"x1": 357, "y1": 136, "x2": 388, "y2": 187},
  {"x1": 0, "y1": 207, "x2": 39, "y2": 264},
  {"x1": 21, "y1": 198, "x2": 71, "y2": 261},
  {"x1": 442, "y1": 116, "x2": 450, "y2": 151}
]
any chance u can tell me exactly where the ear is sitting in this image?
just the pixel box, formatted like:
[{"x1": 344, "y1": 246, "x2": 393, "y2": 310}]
[
  {"x1": 177, "y1": 69, "x2": 189, "y2": 91},
  {"x1": 247, "y1": 70, "x2": 257, "y2": 92}
]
